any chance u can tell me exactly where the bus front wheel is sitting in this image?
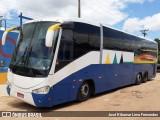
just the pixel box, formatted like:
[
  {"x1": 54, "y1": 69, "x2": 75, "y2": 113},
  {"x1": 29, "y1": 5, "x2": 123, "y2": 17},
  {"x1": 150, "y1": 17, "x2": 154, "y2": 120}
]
[
  {"x1": 135, "y1": 73, "x2": 142, "y2": 85},
  {"x1": 77, "y1": 81, "x2": 91, "y2": 102}
]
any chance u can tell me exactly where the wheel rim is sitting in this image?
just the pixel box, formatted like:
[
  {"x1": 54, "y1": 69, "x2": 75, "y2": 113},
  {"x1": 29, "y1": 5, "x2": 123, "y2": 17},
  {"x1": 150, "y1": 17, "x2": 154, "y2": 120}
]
[
  {"x1": 137, "y1": 74, "x2": 141, "y2": 82},
  {"x1": 81, "y1": 83, "x2": 89, "y2": 97}
]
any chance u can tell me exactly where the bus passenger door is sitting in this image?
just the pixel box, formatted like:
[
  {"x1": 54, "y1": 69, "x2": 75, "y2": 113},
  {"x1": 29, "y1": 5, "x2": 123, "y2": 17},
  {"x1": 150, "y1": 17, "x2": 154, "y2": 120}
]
[
  {"x1": 53, "y1": 29, "x2": 73, "y2": 105},
  {"x1": 55, "y1": 40, "x2": 73, "y2": 72}
]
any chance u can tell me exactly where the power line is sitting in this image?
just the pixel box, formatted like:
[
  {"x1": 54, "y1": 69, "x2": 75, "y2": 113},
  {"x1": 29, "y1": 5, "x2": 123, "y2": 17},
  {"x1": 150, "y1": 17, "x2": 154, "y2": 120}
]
[
  {"x1": 89, "y1": 0, "x2": 119, "y2": 17},
  {"x1": 85, "y1": 1, "x2": 110, "y2": 17},
  {"x1": 0, "y1": 6, "x2": 45, "y2": 18}
]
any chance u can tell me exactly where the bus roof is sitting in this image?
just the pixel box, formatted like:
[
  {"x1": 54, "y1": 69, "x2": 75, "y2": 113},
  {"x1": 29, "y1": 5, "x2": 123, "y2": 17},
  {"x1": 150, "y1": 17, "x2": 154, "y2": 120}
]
[{"x1": 25, "y1": 17, "x2": 156, "y2": 43}]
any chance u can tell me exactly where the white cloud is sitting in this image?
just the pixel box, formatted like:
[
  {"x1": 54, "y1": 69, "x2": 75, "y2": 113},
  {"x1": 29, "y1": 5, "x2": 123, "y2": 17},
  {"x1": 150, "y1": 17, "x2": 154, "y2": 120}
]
[
  {"x1": 122, "y1": 0, "x2": 145, "y2": 4},
  {"x1": 0, "y1": 7, "x2": 8, "y2": 17},
  {"x1": 81, "y1": 0, "x2": 128, "y2": 25},
  {"x1": 0, "y1": 27, "x2": 5, "y2": 31},
  {"x1": 122, "y1": 0, "x2": 155, "y2": 4},
  {"x1": 0, "y1": 0, "x2": 156, "y2": 26},
  {"x1": 123, "y1": 13, "x2": 160, "y2": 32}
]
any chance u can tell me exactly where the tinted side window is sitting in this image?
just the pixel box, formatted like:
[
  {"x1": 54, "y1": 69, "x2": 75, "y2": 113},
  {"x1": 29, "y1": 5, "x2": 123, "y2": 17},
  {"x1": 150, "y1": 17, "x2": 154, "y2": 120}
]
[
  {"x1": 139, "y1": 40, "x2": 157, "y2": 57},
  {"x1": 73, "y1": 22, "x2": 100, "y2": 59},
  {"x1": 58, "y1": 29, "x2": 73, "y2": 60},
  {"x1": 120, "y1": 33, "x2": 135, "y2": 52},
  {"x1": 73, "y1": 32, "x2": 89, "y2": 59},
  {"x1": 103, "y1": 27, "x2": 122, "y2": 51},
  {"x1": 89, "y1": 33, "x2": 100, "y2": 50},
  {"x1": 55, "y1": 29, "x2": 73, "y2": 72},
  {"x1": 103, "y1": 27, "x2": 137, "y2": 52}
]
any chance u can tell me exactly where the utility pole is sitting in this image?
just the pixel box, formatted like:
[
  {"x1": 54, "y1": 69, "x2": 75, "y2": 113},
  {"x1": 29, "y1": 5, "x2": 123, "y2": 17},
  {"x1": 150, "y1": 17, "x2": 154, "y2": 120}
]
[
  {"x1": 0, "y1": 16, "x2": 6, "y2": 30},
  {"x1": 78, "y1": 0, "x2": 81, "y2": 18},
  {"x1": 18, "y1": 12, "x2": 33, "y2": 26},
  {"x1": 140, "y1": 29, "x2": 149, "y2": 37}
]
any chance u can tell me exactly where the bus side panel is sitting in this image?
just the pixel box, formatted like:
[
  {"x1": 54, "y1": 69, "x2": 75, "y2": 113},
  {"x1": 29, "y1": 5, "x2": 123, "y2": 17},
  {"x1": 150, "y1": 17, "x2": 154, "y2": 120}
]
[
  {"x1": 50, "y1": 65, "x2": 106, "y2": 105},
  {"x1": 32, "y1": 88, "x2": 54, "y2": 107},
  {"x1": 32, "y1": 80, "x2": 71, "y2": 107},
  {"x1": 31, "y1": 63, "x2": 156, "y2": 107},
  {"x1": 93, "y1": 64, "x2": 134, "y2": 93},
  {"x1": 50, "y1": 64, "x2": 135, "y2": 105},
  {"x1": 52, "y1": 80, "x2": 70, "y2": 106}
]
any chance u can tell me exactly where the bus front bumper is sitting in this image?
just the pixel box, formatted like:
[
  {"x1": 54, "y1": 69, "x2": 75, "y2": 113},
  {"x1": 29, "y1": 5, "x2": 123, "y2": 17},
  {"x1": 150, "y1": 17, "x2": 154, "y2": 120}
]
[{"x1": 7, "y1": 85, "x2": 53, "y2": 107}]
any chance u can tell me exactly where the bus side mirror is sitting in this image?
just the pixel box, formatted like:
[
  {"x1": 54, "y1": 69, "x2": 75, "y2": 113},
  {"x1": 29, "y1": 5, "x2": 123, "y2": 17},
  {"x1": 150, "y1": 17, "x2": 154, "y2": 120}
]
[
  {"x1": 45, "y1": 24, "x2": 61, "y2": 47},
  {"x1": 2, "y1": 26, "x2": 21, "y2": 45}
]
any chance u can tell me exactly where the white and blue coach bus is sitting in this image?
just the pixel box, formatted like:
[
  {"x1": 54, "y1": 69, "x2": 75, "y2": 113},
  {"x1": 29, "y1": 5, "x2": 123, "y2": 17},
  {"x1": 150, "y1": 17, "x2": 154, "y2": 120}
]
[{"x1": 2, "y1": 18, "x2": 158, "y2": 107}]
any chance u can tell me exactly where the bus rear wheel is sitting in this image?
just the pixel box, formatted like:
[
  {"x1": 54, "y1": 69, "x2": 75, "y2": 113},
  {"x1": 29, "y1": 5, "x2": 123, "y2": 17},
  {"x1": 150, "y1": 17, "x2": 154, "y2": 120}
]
[
  {"x1": 135, "y1": 73, "x2": 142, "y2": 85},
  {"x1": 77, "y1": 82, "x2": 91, "y2": 102},
  {"x1": 142, "y1": 72, "x2": 148, "y2": 83}
]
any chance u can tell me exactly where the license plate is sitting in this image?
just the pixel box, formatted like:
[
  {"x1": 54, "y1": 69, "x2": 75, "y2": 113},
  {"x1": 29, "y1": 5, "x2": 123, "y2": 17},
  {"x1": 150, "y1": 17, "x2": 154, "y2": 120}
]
[{"x1": 17, "y1": 92, "x2": 24, "y2": 98}]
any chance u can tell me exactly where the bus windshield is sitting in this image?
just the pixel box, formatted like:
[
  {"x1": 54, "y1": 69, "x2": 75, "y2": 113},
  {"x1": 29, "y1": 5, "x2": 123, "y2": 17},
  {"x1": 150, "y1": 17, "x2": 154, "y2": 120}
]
[{"x1": 9, "y1": 21, "x2": 59, "y2": 77}]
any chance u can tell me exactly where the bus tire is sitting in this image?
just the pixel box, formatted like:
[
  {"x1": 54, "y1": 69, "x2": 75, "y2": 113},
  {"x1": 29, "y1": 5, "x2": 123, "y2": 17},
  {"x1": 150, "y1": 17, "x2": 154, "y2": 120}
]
[
  {"x1": 135, "y1": 73, "x2": 142, "y2": 85},
  {"x1": 142, "y1": 72, "x2": 148, "y2": 83},
  {"x1": 77, "y1": 81, "x2": 91, "y2": 102}
]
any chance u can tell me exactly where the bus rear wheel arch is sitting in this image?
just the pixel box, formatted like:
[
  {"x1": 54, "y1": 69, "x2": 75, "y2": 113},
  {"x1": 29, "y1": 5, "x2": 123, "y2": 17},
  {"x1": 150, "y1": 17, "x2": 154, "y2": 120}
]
[{"x1": 77, "y1": 80, "x2": 95, "y2": 102}]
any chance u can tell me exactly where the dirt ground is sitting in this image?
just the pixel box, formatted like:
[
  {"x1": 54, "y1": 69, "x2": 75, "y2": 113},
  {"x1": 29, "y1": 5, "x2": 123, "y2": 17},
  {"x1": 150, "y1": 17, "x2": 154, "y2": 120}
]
[{"x1": 0, "y1": 72, "x2": 160, "y2": 120}]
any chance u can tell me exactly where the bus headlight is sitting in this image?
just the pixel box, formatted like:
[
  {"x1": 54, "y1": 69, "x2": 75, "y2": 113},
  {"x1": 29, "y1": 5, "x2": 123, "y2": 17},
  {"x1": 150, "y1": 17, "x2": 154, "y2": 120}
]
[{"x1": 32, "y1": 86, "x2": 50, "y2": 94}]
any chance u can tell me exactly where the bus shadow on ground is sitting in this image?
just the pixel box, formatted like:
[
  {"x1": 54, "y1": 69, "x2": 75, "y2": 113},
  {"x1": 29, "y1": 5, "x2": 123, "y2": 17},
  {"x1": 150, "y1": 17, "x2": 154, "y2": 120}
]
[
  {"x1": 7, "y1": 84, "x2": 136, "y2": 112},
  {"x1": 7, "y1": 98, "x2": 78, "y2": 112},
  {"x1": 157, "y1": 69, "x2": 160, "y2": 73},
  {"x1": 50, "y1": 79, "x2": 155, "y2": 110}
]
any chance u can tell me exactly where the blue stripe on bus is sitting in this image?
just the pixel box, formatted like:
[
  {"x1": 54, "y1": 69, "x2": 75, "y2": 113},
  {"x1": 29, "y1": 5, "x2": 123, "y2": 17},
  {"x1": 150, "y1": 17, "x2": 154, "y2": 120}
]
[
  {"x1": 32, "y1": 64, "x2": 156, "y2": 107},
  {"x1": 32, "y1": 88, "x2": 53, "y2": 107}
]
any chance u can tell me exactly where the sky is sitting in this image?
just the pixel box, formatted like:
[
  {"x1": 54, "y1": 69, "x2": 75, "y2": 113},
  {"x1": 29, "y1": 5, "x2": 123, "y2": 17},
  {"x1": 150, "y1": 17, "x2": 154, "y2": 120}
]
[{"x1": 0, "y1": 0, "x2": 160, "y2": 40}]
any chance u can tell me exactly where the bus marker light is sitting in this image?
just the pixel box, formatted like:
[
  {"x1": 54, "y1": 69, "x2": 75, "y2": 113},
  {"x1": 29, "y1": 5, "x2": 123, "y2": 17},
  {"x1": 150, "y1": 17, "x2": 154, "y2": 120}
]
[
  {"x1": 48, "y1": 98, "x2": 51, "y2": 101},
  {"x1": 73, "y1": 79, "x2": 82, "y2": 82}
]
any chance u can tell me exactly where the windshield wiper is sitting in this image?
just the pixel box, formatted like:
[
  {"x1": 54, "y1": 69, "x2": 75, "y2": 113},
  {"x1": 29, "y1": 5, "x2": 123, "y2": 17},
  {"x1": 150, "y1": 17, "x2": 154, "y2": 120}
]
[
  {"x1": 11, "y1": 47, "x2": 28, "y2": 70},
  {"x1": 32, "y1": 68, "x2": 46, "y2": 76},
  {"x1": 23, "y1": 46, "x2": 32, "y2": 67},
  {"x1": 29, "y1": 68, "x2": 36, "y2": 77}
]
